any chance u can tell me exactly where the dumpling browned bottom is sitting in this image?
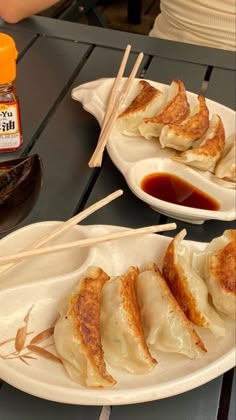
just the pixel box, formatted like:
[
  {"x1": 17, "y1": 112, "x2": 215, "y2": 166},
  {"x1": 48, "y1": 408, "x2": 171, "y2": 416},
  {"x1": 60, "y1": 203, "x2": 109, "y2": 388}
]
[
  {"x1": 209, "y1": 240, "x2": 236, "y2": 294},
  {"x1": 160, "y1": 95, "x2": 210, "y2": 151},
  {"x1": 116, "y1": 80, "x2": 165, "y2": 136},
  {"x1": 173, "y1": 114, "x2": 225, "y2": 171},
  {"x1": 162, "y1": 230, "x2": 225, "y2": 337},
  {"x1": 136, "y1": 262, "x2": 206, "y2": 356},
  {"x1": 162, "y1": 234, "x2": 205, "y2": 325},
  {"x1": 118, "y1": 81, "x2": 163, "y2": 116},
  {"x1": 100, "y1": 266, "x2": 157, "y2": 374},
  {"x1": 69, "y1": 270, "x2": 113, "y2": 378},
  {"x1": 139, "y1": 80, "x2": 190, "y2": 139},
  {"x1": 205, "y1": 231, "x2": 236, "y2": 318},
  {"x1": 54, "y1": 266, "x2": 116, "y2": 388}
]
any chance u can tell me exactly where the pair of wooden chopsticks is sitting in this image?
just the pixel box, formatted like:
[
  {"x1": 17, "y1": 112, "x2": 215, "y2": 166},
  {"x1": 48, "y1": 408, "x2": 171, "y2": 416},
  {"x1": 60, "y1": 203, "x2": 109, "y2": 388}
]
[
  {"x1": 0, "y1": 190, "x2": 176, "y2": 268},
  {"x1": 88, "y1": 45, "x2": 144, "y2": 168},
  {"x1": 0, "y1": 189, "x2": 122, "y2": 275}
]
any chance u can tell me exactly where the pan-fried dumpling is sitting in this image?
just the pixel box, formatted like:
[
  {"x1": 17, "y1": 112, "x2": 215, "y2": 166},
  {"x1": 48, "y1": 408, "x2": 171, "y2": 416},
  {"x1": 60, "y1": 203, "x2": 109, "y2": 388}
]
[
  {"x1": 215, "y1": 135, "x2": 236, "y2": 182},
  {"x1": 162, "y1": 230, "x2": 225, "y2": 337},
  {"x1": 100, "y1": 266, "x2": 157, "y2": 374},
  {"x1": 54, "y1": 266, "x2": 117, "y2": 388},
  {"x1": 136, "y1": 263, "x2": 206, "y2": 358},
  {"x1": 138, "y1": 79, "x2": 190, "y2": 140},
  {"x1": 173, "y1": 114, "x2": 225, "y2": 171},
  {"x1": 116, "y1": 80, "x2": 166, "y2": 136},
  {"x1": 159, "y1": 95, "x2": 209, "y2": 151},
  {"x1": 192, "y1": 230, "x2": 236, "y2": 319}
]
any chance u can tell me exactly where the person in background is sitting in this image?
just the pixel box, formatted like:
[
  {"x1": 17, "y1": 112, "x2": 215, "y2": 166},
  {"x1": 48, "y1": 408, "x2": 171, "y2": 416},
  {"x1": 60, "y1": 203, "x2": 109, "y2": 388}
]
[
  {"x1": 149, "y1": 0, "x2": 236, "y2": 51},
  {"x1": 0, "y1": 0, "x2": 61, "y2": 23}
]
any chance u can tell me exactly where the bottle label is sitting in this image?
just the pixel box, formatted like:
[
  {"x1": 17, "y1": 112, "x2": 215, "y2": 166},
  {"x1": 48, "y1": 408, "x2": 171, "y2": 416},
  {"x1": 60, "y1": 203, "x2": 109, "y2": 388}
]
[{"x1": 0, "y1": 101, "x2": 23, "y2": 151}]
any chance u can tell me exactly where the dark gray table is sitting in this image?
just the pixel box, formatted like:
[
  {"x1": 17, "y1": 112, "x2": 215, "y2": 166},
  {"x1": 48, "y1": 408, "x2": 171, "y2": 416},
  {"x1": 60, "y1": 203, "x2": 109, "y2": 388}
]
[{"x1": 0, "y1": 15, "x2": 235, "y2": 420}]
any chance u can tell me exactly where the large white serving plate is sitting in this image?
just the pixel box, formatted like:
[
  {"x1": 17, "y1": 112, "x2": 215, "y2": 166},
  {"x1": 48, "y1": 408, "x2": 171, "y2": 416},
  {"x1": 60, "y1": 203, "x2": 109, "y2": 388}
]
[
  {"x1": 0, "y1": 222, "x2": 235, "y2": 405},
  {"x1": 72, "y1": 78, "x2": 236, "y2": 224}
]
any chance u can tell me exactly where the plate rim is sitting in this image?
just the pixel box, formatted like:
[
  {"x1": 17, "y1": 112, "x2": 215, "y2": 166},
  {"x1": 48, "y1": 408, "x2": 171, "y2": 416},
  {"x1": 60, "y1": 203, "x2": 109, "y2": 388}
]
[{"x1": 0, "y1": 222, "x2": 235, "y2": 405}]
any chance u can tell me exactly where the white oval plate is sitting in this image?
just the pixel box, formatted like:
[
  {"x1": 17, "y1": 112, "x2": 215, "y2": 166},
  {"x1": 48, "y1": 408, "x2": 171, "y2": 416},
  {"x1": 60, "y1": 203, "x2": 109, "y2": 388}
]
[
  {"x1": 0, "y1": 222, "x2": 235, "y2": 405},
  {"x1": 72, "y1": 78, "x2": 236, "y2": 224}
]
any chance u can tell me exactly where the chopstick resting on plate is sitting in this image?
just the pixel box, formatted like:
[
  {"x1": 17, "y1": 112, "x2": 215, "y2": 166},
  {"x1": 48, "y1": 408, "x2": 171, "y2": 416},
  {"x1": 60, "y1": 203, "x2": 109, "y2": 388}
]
[
  {"x1": 89, "y1": 45, "x2": 144, "y2": 168},
  {"x1": 0, "y1": 223, "x2": 177, "y2": 265},
  {"x1": 98, "y1": 44, "x2": 131, "y2": 138},
  {"x1": 0, "y1": 189, "x2": 123, "y2": 276}
]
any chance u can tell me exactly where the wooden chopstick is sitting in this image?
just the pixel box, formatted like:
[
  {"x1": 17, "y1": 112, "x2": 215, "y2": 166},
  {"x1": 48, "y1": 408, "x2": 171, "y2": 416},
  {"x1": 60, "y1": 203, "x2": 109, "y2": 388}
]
[
  {"x1": 0, "y1": 223, "x2": 177, "y2": 265},
  {"x1": 98, "y1": 44, "x2": 131, "y2": 139},
  {"x1": 0, "y1": 189, "x2": 123, "y2": 276},
  {"x1": 89, "y1": 49, "x2": 144, "y2": 168},
  {"x1": 88, "y1": 44, "x2": 131, "y2": 168}
]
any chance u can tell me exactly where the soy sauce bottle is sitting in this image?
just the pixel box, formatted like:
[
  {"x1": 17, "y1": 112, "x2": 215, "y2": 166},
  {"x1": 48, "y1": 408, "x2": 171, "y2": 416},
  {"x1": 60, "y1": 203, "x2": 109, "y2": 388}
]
[{"x1": 0, "y1": 33, "x2": 23, "y2": 152}]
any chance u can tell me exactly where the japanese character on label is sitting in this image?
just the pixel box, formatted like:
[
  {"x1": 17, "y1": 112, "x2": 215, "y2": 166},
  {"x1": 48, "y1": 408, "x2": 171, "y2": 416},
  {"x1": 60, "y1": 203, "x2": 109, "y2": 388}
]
[{"x1": 0, "y1": 120, "x2": 16, "y2": 132}]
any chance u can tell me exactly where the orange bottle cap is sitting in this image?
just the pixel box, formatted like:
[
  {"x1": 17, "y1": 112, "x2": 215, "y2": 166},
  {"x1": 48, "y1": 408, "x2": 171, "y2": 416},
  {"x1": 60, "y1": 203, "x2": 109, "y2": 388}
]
[{"x1": 0, "y1": 33, "x2": 18, "y2": 84}]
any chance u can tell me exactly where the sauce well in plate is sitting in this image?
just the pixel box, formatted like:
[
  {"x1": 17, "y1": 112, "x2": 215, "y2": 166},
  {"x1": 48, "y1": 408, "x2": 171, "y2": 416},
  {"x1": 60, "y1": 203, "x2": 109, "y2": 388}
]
[{"x1": 141, "y1": 173, "x2": 220, "y2": 211}]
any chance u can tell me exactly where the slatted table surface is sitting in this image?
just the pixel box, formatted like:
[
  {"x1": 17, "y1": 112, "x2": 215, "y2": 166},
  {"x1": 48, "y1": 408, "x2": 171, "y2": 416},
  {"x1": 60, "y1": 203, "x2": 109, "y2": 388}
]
[{"x1": 0, "y1": 16, "x2": 235, "y2": 420}]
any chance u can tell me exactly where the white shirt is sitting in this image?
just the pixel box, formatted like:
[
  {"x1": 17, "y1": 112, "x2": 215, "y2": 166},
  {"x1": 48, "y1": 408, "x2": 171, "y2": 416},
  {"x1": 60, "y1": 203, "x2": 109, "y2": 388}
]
[{"x1": 149, "y1": 0, "x2": 236, "y2": 51}]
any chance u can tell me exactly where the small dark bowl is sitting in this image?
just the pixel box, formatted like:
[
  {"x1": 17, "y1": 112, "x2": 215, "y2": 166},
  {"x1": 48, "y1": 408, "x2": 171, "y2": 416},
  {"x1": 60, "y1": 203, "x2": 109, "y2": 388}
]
[{"x1": 0, "y1": 154, "x2": 43, "y2": 234}]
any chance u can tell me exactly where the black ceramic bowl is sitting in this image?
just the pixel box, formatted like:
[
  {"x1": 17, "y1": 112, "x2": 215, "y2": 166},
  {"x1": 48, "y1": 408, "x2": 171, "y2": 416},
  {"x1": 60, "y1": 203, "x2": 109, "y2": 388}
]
[{"x1": 0, "y1": 154, "x2": 43, "y2": 233}]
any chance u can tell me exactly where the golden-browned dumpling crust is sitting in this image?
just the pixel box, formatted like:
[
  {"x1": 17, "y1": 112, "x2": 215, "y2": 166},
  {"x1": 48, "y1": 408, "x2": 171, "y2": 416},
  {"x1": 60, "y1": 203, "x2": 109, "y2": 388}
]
[
  {"x1": 225, "y1": 229, "x2": 236, "y2": 243},
  {"x1": 118, "y1": 81, "x2": 163, "y2": 117},
  {"x1": 209, "y1": 241, "x2": 236, "y2": 295},
  {"x1": 192, "y1": 230, "x2": 236, "y2": 319},
  {"x1": 116, "y1": 81, "x2": 165, "y2": 136},
  {"x1": 162, "y1": 230, "x2": 225, "y2": 336},
  {"x1": 173, "y1": 114, "x2": 225, "y2": 171},
  {"x1": 205, "y1": 231, "x2": 236, "y2": 319},
  {"x1": 139, "y1": 80, "x2": 190, "y2": 139},
  {"x1": 69, "y1": 269, "x2": 115, "y2": 384},
  {"x1": 137, "y1": 262, "x2": 206, "y2": 356},
  {"x1": 54, "y1": 266, "x2": 116, "y2": 388},
  {"x1": 162, "y1": 236, "x2": 206, "y2": 326},
  {"x1": 159, "y1": 95, "x2": 209, "y2": 151},
  {"x1": 101, "y1": 266, "x2": 157, "y2": 373},
  {"x1": 120, "y1": 266, "x2": 156, "y2": 360}
]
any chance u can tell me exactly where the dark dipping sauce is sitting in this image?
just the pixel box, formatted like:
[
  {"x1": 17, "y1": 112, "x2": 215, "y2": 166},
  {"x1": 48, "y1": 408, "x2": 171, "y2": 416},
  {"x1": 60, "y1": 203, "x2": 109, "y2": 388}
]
[{"x1": 141, "y1": 172, "x2": 220, "y2": 211}]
